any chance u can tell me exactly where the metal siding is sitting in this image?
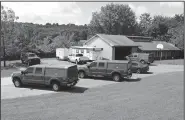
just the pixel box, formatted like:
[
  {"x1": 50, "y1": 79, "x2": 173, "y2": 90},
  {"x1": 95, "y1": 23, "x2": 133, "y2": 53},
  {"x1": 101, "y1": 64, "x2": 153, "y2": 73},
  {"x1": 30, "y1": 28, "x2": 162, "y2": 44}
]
[{"x1": 84, "y1": 37, "x2": 113, "y2": 60}]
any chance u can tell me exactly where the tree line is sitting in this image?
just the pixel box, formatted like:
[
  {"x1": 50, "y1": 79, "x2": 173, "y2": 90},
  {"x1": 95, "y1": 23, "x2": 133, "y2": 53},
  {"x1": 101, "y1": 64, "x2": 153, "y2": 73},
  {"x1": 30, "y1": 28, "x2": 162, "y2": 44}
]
[{"x1": 1, "y1": 3, "x2": 184, "y2": 61}]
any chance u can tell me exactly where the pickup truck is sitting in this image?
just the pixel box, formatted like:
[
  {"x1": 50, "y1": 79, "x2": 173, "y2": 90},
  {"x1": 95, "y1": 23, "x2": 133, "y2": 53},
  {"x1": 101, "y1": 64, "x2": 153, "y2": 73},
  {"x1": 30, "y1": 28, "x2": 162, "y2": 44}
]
[
  {"x1": 20, "y1": 52, "x2": 41, "y2": 66},
  {"x1": 78, "y1": 60, "x2": 132, "y2": 82},
  {"x1": 127, "y1": 52, "x2": 154, "y2": 64},
  {"x1": 11, "y1": 64, "x2": 79, "y2": 91},
  {"x1": 131, "y1": 61, "x2": 149, "y2": 74},
  {"x1": 68, "y1": 54, "x2": 90, "y2": 64}
]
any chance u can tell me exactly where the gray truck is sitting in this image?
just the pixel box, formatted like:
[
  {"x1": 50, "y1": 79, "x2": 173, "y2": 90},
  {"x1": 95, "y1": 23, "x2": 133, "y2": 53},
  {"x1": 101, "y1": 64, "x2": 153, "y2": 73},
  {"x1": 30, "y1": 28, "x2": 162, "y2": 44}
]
[
  {"x1": 20, "y1": 52, "x2": 41, "y2": 66},
  {"x1": 78, "y1": 60, "x2": 132, "y2": 82},
  {"x1": 11, "y1": 64, "x2": 79, "y2": 91},
  {"x1": 128, "y1": 53, "x2": 154, "y2": 64}
]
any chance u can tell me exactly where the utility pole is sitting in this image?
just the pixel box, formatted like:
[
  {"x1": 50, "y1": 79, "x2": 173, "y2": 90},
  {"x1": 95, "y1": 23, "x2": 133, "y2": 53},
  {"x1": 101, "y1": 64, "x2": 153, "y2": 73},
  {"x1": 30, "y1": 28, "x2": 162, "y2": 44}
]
[{"x1": 2, "y1": 25, "x2": 6, "y2": 67}]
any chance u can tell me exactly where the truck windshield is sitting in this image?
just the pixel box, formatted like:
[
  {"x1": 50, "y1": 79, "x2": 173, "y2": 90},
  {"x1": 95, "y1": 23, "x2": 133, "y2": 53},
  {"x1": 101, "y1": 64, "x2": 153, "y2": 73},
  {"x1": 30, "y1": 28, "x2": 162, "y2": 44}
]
[{"x1": 28, "y1": 54, "x2": 36, "y2": 57}]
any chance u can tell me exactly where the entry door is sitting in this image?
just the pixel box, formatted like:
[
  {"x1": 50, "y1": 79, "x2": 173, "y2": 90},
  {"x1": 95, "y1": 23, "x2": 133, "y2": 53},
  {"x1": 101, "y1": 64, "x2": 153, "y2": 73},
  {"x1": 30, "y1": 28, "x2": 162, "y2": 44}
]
[
  {"x1": 32, "y1": 67, "x2": 45, "y2": 84},
  {"x1": 22, "y1": 67, "x2": 34, "y2": 84}
]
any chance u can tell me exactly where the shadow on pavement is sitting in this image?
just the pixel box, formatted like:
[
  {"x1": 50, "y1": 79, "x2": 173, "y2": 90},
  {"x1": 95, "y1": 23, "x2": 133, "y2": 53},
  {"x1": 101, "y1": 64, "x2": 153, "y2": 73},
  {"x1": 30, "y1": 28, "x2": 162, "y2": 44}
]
[
  {"x1": 21, "y1": 85, "x2": 88, "y2": 93},
  {"x1": 140, "y1": 72, "x2": 153, "y2": 74},
  {"x1": 124, "y1": 77, "x2": 141, "y2": 82},
  {"x1": 149, "y1": 63, "x2": 158, "y2": 66}
]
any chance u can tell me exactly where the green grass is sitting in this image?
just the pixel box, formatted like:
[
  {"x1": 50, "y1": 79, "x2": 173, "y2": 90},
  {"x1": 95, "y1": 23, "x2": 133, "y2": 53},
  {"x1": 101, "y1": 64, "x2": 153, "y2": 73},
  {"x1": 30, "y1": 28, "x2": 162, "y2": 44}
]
[{"x1": 154, "y1": 59, "x2": 184, "y2": 65}]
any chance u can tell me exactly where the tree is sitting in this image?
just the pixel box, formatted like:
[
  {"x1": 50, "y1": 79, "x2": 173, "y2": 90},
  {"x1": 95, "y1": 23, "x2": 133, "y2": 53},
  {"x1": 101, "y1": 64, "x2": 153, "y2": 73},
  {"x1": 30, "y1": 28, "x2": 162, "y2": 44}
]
[
  {"x1": 1, "y1": 5, "x2": 19, "y2": 66},
  {"x1": 88, "y1": 3, "x2": 137, "y2": 36},
  {"x1": 139, "y1": 13, "x2": 152, "y2": 36}
]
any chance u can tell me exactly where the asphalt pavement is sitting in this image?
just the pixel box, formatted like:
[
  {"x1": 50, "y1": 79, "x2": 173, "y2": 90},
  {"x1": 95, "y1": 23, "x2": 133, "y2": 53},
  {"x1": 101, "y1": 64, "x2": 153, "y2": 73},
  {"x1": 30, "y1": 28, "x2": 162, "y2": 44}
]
[{"x1": 1, "y1": 71, "x2": 183, "y2": 120}]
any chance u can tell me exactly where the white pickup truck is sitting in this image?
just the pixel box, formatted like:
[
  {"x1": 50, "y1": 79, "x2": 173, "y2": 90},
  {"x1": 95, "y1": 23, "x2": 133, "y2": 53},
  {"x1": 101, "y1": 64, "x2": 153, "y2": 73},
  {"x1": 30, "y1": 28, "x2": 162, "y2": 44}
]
[{"x1": 68, "y1": 54, "x2": 90, "y2": 64}]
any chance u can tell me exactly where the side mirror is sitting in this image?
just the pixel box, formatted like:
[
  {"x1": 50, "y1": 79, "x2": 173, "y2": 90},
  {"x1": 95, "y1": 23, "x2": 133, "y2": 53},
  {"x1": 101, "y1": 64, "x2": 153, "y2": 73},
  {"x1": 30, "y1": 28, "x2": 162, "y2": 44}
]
[
  {"x1": 21, "y1": 71, "x2": 27, "y2": 74},
  {"x1": 21, "y1": 71, "x2": 25, "y2": 74}
]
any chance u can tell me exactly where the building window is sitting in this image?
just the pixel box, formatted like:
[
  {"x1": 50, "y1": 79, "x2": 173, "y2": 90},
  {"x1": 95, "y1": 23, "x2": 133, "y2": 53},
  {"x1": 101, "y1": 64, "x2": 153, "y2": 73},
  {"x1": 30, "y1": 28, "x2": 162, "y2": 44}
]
[
  {"x1": 81, "y1": 49, "x2": 84, "y2": 53},
  {"x1": 86, "y1": 49, "x2": 90, "y2": 53},
  {"x1": 76, "y1": 49, "x2": 79, "y2": 53}
]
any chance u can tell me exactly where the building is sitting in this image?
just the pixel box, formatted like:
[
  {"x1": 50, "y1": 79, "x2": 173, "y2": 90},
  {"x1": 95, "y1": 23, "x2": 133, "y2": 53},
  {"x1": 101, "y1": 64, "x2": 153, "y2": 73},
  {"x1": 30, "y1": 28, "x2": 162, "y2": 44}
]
[
  {"x1": 83, "y1": 34, "x2": 139, "y2": 60},
  {"x1": 127, "y1": 36, "x2": 181, "y2": 59},
  {"x1": 70, "y1": 46, "x2": 103, "y2": 60}
]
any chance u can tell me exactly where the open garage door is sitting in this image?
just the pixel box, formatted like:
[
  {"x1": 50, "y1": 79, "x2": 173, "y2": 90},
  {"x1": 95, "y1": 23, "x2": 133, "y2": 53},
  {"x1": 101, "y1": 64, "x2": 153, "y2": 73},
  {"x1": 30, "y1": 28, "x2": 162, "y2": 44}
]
[{"x1": 115, "y1": 47, "x2": 132, "y2": 60}]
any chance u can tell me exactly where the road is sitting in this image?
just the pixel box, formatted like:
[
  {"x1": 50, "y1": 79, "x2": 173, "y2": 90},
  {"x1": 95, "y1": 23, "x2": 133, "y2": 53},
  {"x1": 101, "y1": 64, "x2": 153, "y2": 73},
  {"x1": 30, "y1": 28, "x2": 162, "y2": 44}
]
[{"x1": 1, "y1": 71, "x2": 183, "y2": 120}]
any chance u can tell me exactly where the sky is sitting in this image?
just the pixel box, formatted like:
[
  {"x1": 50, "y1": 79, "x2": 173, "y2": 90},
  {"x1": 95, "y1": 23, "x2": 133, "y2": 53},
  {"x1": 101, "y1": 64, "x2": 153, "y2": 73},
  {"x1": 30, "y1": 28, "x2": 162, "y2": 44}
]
[{"x1": 1, "y1": 2, "x2": 184, "y2": 25}]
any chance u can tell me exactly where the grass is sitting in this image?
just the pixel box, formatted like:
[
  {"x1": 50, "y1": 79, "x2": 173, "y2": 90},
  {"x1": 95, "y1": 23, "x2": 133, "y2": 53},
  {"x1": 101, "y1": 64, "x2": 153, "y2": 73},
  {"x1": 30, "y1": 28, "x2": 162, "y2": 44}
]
[{"x1": 154, "y1": 59, "x2": 184, "y2": 65}]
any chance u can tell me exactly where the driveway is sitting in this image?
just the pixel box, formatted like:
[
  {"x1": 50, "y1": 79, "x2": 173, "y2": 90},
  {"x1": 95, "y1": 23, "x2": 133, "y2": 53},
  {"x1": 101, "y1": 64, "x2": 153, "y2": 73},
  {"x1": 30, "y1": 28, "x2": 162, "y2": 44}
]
[
  {"x1": 1, "y1": 71, "x2": 183, "y2": 120},
  {"x1": 1, "y1": 64, "x2": 183, "y2": 99}
]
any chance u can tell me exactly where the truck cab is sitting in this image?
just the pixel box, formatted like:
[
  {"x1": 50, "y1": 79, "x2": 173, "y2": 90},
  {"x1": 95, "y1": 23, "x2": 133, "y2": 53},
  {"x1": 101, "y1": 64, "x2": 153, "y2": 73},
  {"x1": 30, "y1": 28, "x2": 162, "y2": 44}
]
[{"x1": 78, "y1": 60, "x2": 132, "y2": 82}]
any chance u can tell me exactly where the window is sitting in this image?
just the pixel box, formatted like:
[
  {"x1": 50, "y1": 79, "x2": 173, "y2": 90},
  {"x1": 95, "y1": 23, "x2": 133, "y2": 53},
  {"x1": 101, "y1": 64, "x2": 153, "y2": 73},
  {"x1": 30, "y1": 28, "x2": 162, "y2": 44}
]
[
  {"x1": 134, "y1": 55, "x2": 137, "y2": 57},
  {"x1": 81, "y1": 49, "x2": 84, "y2": 53},
  {"x1": 28, "y1": 53, "x2": 36, "y2": 57},
  {"x1": 35, "y1": 68, "x2": 42, "y2": 74},
  {"x1": 98, "y1": 62, "x2": 105, "y2": 68},
  {"x1": 26, "y1": 67, "x2": 34, "y2": 73},
  {"x1": 76, "y1": 49, "x2": 79, "y2": 53},
  {"x1": 90, "y1": 62, "x2": 97, "y2": 67},
  {"x1": 86, "y1": 49, "x2": 90, "y2": 53}
]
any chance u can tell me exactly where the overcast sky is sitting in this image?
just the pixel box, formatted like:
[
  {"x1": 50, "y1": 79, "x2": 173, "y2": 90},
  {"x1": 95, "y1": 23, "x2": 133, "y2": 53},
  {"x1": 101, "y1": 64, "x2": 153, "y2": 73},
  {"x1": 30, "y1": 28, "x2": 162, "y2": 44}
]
[{"x1": 2, "y1": 2, "x2": 184, "y2": 25}]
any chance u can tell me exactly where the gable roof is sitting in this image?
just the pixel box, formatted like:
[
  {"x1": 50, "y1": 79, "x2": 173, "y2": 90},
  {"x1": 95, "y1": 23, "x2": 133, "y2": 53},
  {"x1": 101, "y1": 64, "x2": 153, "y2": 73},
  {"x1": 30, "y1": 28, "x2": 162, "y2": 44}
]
[
  {"x1": 136, "y1": 41, "x2": 180, "y2": 51},
  {"x1": 84, "y1": 34, "x2": 138, "y2": 47}
]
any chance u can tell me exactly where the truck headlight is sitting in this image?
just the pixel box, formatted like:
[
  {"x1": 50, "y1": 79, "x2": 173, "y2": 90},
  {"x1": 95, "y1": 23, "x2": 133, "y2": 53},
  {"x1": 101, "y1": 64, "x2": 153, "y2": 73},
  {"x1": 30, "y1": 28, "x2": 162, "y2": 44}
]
[{"x1": 11, "y1": 73, "x2": 14, "y2": 77}]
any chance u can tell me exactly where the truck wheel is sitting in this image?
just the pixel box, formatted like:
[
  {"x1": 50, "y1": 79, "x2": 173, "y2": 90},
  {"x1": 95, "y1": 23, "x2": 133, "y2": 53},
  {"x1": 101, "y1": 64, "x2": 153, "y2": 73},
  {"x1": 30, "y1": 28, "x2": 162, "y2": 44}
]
[
  {"x1": 78, "y1": 71, "x2": 85, "y2": 78},
  {"x1": 75, "y1": 59, "x2": 78, "y2": 64},
  {"x1": 136, "y1": 69, "x2": 141, "y2": 74},
  {"x1": 112, "y1": 73, "x2": 121, "y2": 82},
  {"x1": 52, "y1": 82, "x2": 60, "y2": 91},
  {"x1": 13, "y1": 78, "x2": 22, "y2": 87},
  {"x1": 140, "y1": 60, "x2": 145, "y2": 64}
]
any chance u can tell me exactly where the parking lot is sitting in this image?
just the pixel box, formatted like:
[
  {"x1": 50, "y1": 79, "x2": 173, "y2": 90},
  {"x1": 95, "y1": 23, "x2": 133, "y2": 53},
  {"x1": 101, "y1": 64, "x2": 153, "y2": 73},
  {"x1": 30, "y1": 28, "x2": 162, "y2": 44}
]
[{"x1": 1, "y1": 58, "x2": 183, "y2": 99}]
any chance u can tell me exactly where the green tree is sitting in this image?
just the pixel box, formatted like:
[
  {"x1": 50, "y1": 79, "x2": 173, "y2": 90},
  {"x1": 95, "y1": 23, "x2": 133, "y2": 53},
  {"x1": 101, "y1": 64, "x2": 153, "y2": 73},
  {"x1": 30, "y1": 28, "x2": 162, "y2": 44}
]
[
  {"x1": 139, "y1": 13, "x2": 152, "y2": 36},
  {"x1": 88, "y1": 3, "x2": 137, "y2": 36},
  {"x1": 1, "y1": 5, "x2": 19, "y2": 66}
]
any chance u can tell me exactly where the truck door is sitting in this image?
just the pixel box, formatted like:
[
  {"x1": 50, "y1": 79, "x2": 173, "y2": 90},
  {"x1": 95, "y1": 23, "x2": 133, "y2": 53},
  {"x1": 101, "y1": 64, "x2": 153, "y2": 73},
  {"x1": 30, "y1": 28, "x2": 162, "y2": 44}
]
[
  {"x1": 32, "y1": 67, "x2": 45, "y2": 84},
  {"x1": 96, "y1": 62, "x2": 106, "y2": 77},
  {"x1": 22, "y1": 67, "x2": 35, "y2": 84},
  {"x1": 88, "y1": 62, "x2": 98, "y2": 76}
]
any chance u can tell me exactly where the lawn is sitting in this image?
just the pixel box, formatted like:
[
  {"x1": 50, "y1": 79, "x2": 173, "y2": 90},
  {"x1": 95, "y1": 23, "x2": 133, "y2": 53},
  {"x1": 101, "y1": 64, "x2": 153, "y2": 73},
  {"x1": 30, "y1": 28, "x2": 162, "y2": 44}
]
[{"x1": 154, "y1": 59, "x2": 184, "y2": 65}]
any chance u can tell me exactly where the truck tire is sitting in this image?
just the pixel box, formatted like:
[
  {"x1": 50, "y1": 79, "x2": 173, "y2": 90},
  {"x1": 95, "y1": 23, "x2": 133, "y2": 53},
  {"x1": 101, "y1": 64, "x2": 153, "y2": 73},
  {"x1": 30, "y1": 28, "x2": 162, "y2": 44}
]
[
  {"x1": 78, "y1": 71, "x2": 85, "y2": 78},
  {"x1": 136, "y1": 69, "x2": 141, "y2": 74},
  {"x1": 52, "y1": 82, "x2": 60, "y2": 91},
  {"x1": 112, "y1": 73, "x2": 121, "y2": 82},
  {"x1": 140, "y1": 60, "x2": 145, "y2": 64},
  {"x1": 13, "y1": 78, "x2": 22, "y2": 87}
]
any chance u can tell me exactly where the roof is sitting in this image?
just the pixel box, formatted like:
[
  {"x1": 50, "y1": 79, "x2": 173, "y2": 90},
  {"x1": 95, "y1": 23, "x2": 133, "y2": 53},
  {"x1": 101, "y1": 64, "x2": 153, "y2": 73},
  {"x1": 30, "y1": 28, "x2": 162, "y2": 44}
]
[
  {"x1": 71, "y1": 46, "x2": 103, "y2": 49},
  {"x1": 136, "y1": 41, "x2": 180, "y2": 51},
  {"x1": 84, "y1": 34, "x2": 139, "y2": 47},
  {"x1": 127, "y1": 36, "x2": 152, "y2": 42},
  {"x1": 31, "y1": 63, "x2": 76, "y2": 68},
  {"x1": 127, "y1": 36, "x2": 152, "y2": 39}
]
